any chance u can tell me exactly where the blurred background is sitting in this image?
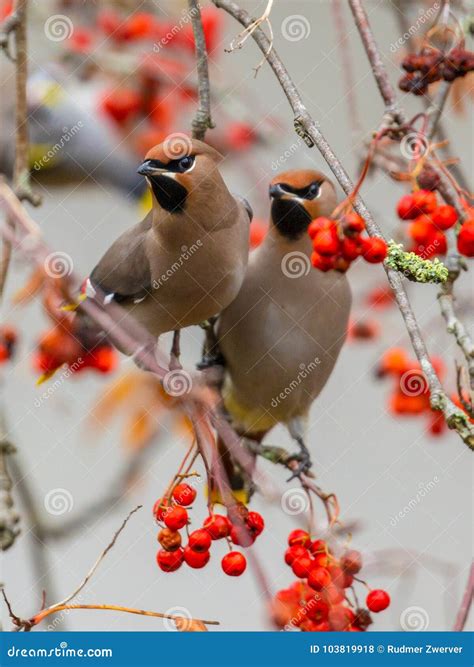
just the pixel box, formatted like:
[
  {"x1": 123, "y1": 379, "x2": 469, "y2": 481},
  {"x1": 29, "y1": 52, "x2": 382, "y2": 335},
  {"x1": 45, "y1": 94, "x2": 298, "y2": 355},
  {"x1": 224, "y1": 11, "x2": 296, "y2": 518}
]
[{"x1": 0, "y1": 0, "x2": 472, "y2": 632}]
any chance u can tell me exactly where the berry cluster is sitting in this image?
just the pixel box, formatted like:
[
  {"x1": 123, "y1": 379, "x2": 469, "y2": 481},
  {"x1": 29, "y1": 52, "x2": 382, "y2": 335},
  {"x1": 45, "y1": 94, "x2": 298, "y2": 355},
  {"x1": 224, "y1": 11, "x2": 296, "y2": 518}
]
[
  {"x1": 35, "y1": 325, "x2": 117, "y2": 378},
  {"x1": 154, "y1": 488, "x2": 264, "y2": 577},
  {"x1": 308, "y1": 214, "x2": 387, "y2": 273},
  {"x1": 397, "y1": 189, "x2": 453, "y2": 258},
  {"x1": 399, "y1": 47, "x2": 474, "y2": 95},
  {"x1": 377, "y1": 348, "x2": 446, "y2": 436},
  {"x1": 396, "y1": 189, "x2": 474, "y2": 259},
  {"x1": 272, "y1": 530, "x2": 390, "y2": 631}
]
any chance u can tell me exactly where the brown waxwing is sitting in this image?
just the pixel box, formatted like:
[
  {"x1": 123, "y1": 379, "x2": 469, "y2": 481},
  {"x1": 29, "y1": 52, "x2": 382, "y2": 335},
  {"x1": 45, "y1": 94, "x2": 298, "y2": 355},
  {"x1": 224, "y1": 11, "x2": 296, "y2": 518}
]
[
  {"x1": 83, "y1": 138, "x2": 252, "y2": 344},
  {"x1": 216, "y1": 169, "x2": 351, "y2": 481}
]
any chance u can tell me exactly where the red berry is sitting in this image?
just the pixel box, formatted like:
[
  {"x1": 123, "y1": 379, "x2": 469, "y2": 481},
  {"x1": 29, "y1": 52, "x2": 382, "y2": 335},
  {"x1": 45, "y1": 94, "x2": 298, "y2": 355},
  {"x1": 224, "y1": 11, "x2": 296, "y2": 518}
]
[
  {"x1": 163, "y1": 506, "x2": 188, "y2": 531},
  {"x1": 313, "y1": 552, "x2": 331, "y2": 568},
  {"x1": 457, "y1": 220, "x2": 474, "y2": 257},
  {"x1": 362, "y1": 237, "x2": 388, "y2": 263},
  {"x1": 328, "y1": 605, "x2": 356, "y2": 631},
  {"x1": 152, "y1": 497, "x2": 173, "y2": 522},
  {"x1": 397, "y1": 194, "x2": 417, "y2": 220},
  {"x1": 288, "y1": 529, "x2": 311, "y2": 548},
  {"x1": 323, "y1": 583, "x2": 345, "y2": 605},
  {"x1": 183, "y1": 545, "x2": 210, "y2": 569},
  {"x1": 341, "y1": 237, "x2": 361, "y2": 261},
  {"x1": 340, "y1": 549, "x2": 362, "y2": 574},
  {"x1": 313, "y1": 229, "x2": 340, "y2": 257},
  {"x1": 309, "y1": 539, "x2": 327, "y2": 555},
  {"x1": 343, "y1": 212, "x2": 365, "y2": 234},
  {"x1": 221, "y1": 551, "x2": 247, "y2": 576},
  {"x1": 432, "y1": 205, "x2": 458, "y2": 230},
  {"x1": 328, "y1": 564, "x2": 345, "y2": 588},
  {"x1": 305, "y1": 598, "x2": 329, "y2": 623},
  {"x1": 409, "y1": 217, "x2": 436, "y2": 245},
  {"x1": 203, "y1": 514, "x2": 232, "y2": 539},
  {"x1": 308, "y1": 217, "x2": 334, "y2": 239},
  {"x1": 311, "y1": 252, "x2": 335, "y2": 272},
  {"x1": 157, "y1": 527, "x2": 182, "y2": 551},
  {"x1": 312, "y1": 621, "x2": 330, "y2": 631},
  {"x1": 307, "y1": 566, "x2": 331, "y2": 591},
  {"x1": 246, "y1": 511, "x2": 264, "y2": 536},
  {"x1": 366, "y1": 589, "x2": 390, "y2": 612},
  {"x1": 188, "y1": 529, "x2": 212, "y2": 552},
  {"x1": 172, "y1": 483, "x2": 196, "y2": 506},
  {"x1": 230, "y1": 525, "x2": 255, "y2": 547},
  {"x1": 412, "y1": 189, "x2": 437, "y2": 215},
  {"x1": 284, "y1": 545, "x2": 308, "y2": 566},
  {"x1": 292, "y1": 555, "x2": 314, "y2": 579},
  {"x1": 156, "y1": 547, "x2": 184, "y2": 572}
]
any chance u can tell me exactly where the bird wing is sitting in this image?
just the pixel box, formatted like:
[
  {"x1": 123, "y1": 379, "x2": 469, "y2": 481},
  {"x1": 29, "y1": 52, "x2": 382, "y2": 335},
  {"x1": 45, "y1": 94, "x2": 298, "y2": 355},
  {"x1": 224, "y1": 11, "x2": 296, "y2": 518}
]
[{"x1": 89, "y1": 214, "x2": 153, "y2": 303}]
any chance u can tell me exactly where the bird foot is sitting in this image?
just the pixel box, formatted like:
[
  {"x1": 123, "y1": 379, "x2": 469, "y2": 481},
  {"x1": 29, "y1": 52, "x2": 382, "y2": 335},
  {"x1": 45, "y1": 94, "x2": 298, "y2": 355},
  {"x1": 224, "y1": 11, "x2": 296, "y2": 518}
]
[
  {"x1": 196, "y1": 352, "x2": 225, "y2": 371},
  {"x1": 286, "y1": 439, "x2": 313, "y2": 482}
]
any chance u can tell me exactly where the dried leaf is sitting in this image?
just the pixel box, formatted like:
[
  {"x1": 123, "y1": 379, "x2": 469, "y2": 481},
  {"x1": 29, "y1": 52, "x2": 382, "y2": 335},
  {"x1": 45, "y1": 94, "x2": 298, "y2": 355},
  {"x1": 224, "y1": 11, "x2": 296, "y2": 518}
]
[{"x1": 173, "y1": 617, "x2": 208, "y2": 632}]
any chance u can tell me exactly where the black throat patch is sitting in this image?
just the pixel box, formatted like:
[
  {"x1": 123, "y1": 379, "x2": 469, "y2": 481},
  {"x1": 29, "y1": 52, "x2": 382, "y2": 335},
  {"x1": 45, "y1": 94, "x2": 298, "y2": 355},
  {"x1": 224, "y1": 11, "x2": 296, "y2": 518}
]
[
  {"x1": 150, "y1": 175, "x2": 188, "y2": 213},
  {"x1": 271, "y1": 199, "x2": 312, "y2": 240}
]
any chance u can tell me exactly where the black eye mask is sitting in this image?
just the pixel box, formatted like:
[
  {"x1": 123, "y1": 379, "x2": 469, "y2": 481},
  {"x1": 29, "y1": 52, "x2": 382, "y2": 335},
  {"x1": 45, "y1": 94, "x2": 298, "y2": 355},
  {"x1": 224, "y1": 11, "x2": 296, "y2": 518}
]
[{"x1": 278, "y1": 181, "x2": 321, "y2": 200}]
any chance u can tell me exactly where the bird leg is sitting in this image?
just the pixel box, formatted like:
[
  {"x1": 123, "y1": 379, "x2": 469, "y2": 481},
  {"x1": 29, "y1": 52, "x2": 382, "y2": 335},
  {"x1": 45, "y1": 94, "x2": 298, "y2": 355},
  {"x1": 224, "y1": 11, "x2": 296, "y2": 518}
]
[
  {"x1": 286, "y1": 436, "x2": 313, "y2": 482},
  {"x1": 169, "y1": 330, "x2": 181, "y2": 371},
  {"x1": 197, "y1": 317, "x2": 225, "y2": 370}
]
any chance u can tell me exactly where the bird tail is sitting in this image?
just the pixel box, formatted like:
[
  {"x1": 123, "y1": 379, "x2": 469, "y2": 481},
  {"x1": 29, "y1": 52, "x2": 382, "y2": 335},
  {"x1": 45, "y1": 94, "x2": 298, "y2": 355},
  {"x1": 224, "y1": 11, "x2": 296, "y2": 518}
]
[{"x1": 208, "y1": 435, "x2": 254, "y2": 505}]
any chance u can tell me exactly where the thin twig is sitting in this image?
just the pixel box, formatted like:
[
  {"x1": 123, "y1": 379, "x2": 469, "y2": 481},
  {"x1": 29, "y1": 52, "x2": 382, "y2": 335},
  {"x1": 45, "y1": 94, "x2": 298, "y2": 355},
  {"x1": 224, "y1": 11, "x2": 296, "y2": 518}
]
[
  {"x1": 49, "y1": 505, "x2": 142, "y2": 611},
  {"x1": 453, "y1": 561, "x2": 473, "y2": 631},
  {"x1": 189, "y1": 0, "x2": 214, "y2": 140}
]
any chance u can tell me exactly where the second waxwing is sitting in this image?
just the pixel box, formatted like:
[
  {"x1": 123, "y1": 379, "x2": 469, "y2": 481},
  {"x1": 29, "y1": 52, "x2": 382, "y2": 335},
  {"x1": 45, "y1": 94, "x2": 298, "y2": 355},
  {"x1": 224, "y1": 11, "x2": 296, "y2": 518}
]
[{"x1": 216, "y1": 169, "x2": 351, "y2": 480}]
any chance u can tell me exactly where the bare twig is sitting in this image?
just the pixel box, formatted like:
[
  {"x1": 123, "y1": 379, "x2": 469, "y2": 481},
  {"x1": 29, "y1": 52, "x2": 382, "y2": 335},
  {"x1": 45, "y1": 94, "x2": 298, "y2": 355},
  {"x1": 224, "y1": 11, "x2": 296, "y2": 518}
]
[
  {"x1": 189, "y1": 0, "x2": 214, "y2": 140},
  {"x1": 212, "y1": 0, "x2": 474, "y2": 448},
  {"x1": 347, "y1": 0, "x2": 403, "y2": 119},
  {"x1": 453, "y1": 561, "x2": 474, "y2": 631},
  {"x1": 0, "y1": 0, "x2": 41, "y2": 299}
]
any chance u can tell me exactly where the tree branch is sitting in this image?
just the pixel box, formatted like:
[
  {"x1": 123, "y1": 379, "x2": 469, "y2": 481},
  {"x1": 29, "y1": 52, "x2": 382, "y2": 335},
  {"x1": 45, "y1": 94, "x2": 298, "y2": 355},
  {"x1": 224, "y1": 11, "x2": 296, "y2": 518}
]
[{"x1": 189, "y1": 0, "x2": 214, "y2": 140}]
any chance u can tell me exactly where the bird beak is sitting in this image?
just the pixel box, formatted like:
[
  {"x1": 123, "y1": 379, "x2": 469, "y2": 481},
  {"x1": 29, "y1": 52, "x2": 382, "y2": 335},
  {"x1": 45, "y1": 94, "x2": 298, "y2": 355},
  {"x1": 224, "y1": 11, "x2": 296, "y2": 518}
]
[
  {"x1": 269, "y1": 183, "x2": 286, "y2": 199},
  {"x1": 137, "y1": 160, "x2": 169, "y2": 176}
]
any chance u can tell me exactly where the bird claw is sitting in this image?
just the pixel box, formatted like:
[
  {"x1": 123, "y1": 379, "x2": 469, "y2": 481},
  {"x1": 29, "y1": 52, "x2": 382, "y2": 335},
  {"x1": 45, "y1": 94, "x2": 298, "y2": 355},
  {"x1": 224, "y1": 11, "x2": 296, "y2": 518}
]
[
  {"x1": 286, "y1": 446, "x2": 312, "y2": 482},
  {"x1": 196, "y1": 352, "x2": 225, "y2": 370}
]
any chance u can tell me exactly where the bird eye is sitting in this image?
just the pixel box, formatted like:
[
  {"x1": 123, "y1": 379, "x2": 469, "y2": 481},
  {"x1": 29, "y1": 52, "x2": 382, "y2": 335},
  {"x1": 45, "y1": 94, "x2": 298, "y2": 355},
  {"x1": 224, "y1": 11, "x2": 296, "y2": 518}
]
[
  {"x1": 178, "y1": 156, "x2": 195, "y2": 172},
  {"x1": 307, "y1": 182, "x2": 320, "y2": 198}
]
